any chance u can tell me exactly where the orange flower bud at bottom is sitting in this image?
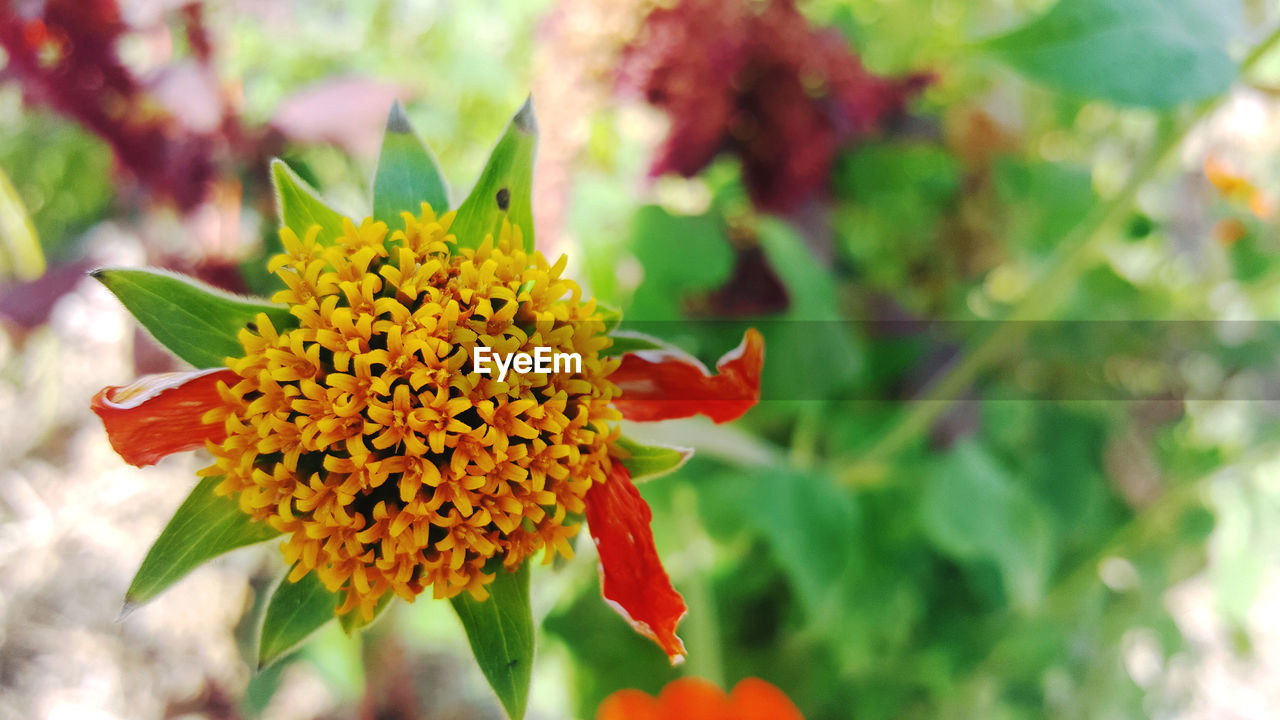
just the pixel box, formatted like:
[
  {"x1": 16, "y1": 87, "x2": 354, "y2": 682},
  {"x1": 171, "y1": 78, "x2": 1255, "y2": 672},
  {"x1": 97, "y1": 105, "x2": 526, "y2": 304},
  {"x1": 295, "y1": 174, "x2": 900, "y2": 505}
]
[{"x1": 597, "y1": 677, "x2": 803, "y2": 720}]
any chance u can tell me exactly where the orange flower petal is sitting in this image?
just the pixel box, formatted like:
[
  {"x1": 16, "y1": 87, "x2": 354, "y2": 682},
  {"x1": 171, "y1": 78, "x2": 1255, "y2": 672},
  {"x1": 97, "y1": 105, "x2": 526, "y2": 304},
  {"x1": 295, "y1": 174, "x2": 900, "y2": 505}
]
[
  {"x1": 658, "y1": 677, "x2": 730, "y2": 718},
  {"x1": 90, "y1": 369, "x2": 236, "y2": 467},
  {"x1": 596, "y1": 689, "x2": 664, "y2": 720},
  {"x1": 596, "y1": 677, "x2": 804, "y2": 719},
  {"x1": 611, "y1": 328, "x2": 763, "y2": 424},
  {"x1": 585, "y1": 462, "x2": 688, "y2": 664},
  {"x1": 727, "y1": 678, "x2": 804, "y2": 720}
]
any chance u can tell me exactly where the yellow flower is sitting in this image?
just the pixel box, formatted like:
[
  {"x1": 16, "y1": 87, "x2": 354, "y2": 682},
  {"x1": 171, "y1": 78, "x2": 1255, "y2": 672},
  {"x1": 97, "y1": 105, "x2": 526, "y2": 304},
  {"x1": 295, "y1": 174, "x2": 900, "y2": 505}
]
[
  {"x1": 91, "y1": 102, "x2": 764, "y2": 667},
  {"x1": 200, "y1": 207, "x2": 619, "y2": 620}
]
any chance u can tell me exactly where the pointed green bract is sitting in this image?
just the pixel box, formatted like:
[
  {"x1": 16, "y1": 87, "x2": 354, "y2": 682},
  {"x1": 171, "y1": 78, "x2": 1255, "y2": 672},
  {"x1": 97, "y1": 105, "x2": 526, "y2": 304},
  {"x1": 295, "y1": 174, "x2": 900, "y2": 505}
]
[
  {"x1": 373, "y1": 101, "x2": 450, "y2": 225},
  {"x1": 601, "y1": 329, "x2": 667, "y2": 358},
  {"x1": 94, "y1": 267, "x2": 295, "y2": 369},
  {"x1": 125, "y1": 476, "x2": 281, "y2": 608},
  {"x1": 271, "y1": 159, "x2": 348, "y2": 241},
  {"x1": 450, "y1": 563, "x2": 534, "y2": 720},
  {"x1": 258, "y1": 569, "x2": 341, "y2": 670},
  {"x1": 615, "y1": 435, "x2": 693, "y2": 482},
  {"x1": 450, "y1": 97, "x2": 537, "y2": 253}
]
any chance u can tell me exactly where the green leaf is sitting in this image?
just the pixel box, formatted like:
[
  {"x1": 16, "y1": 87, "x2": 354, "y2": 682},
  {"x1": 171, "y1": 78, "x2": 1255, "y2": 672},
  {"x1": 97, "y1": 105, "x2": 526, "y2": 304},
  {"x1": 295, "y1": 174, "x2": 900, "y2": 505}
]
[
  {"x1": 93, "y1": 268, "x2": 296, "y2": 368},
  {"x1": 615, "y1": 435, "x2": 693, "y2": 482},
  {"x1": 627, "y1": 205, "x2": 734, "y2": 322},
  {"x1": 730, "y1": 468, "x2": 861, "y2": 623},
  {"x1": 372, "y1": 101, "x2": 450, "y2": 226},
  {"x1": 992, "y1": 157, "x2": 1094, "y2": 258},
  {"x1": 271, "y1": 158, "x2": 348, "y2": 241},
  {"x1": 258, "y1": 569, "x2": 341, "y2": 670},
  {"x1": 601, "y1": 330, "x2": 667, "y2": 357},
  {"x1": 125, "y1": 476, "x2": 281, "y2": 608},
  {"x1": 450, "y1": 97, "x2": 537, "y2": 253},
  {"x1": 984, "y1": 0, "x2": 1239, "y2": 108},
  {"x1": 920, "y1": 441, "x2": 1053, "y2": 611},
  {"x1": 450, "y1": 563, "x2": 534, "y2": 720},
  {"x1": 756, "y1": 220, "x2": 862, "y2": 398}
]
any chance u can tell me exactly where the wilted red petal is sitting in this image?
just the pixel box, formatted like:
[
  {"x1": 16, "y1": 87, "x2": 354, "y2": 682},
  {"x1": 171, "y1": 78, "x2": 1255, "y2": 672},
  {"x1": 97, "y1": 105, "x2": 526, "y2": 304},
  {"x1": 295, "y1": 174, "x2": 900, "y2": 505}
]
[
  {"x1": 611, "y1": 329, "x2": 764, "y2": 424},
  {"x1": 91, "y1": 369, "x2": 235, "y2": 467},
  {"x1": 585, "y1": 462, "x2": 688, "y2": 664}
]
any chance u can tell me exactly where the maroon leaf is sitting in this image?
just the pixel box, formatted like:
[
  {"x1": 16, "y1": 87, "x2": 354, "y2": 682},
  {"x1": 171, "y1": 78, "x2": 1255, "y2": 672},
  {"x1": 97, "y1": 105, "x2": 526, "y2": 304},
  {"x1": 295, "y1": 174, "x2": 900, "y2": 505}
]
[{"x1": 618, "y1": 0, "x2": 930, "y2": 212}]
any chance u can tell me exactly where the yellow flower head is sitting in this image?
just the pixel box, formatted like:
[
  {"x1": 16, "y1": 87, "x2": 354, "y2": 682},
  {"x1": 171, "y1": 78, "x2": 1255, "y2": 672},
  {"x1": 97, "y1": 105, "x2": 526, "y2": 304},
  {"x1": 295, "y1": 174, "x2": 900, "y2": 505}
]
[{"x1": 200, "y1": 205, "x2": 619, "y2": 619}]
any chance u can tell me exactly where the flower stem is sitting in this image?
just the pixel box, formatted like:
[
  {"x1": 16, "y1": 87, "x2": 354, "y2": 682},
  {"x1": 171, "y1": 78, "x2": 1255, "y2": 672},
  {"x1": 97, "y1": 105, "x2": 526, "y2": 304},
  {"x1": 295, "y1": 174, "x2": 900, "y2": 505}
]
[
  {"x1": 673, "y1": 485, "x2": 725, "y2": 686},
  {"x1": 836, "y1": 24, "x2": 1280, "y2": 488}
]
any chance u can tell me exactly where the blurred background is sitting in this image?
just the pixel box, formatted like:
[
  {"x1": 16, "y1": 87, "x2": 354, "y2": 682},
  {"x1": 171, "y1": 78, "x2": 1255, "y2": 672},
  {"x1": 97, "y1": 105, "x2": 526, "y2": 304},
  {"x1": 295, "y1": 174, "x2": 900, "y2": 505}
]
[{"x1": 4, "y1": 0, "x2": 1280, "y2": 718}]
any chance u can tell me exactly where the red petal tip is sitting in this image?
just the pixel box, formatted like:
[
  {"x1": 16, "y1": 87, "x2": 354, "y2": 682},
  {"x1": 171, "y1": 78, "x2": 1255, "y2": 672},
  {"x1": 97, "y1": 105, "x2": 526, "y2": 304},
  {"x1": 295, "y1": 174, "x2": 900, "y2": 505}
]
[
  {"x1": 612, "y1": 328, "x2": 764, "y2": 424},
  {"x1": 91, "y1": 368, "x2": 235, "y2": 467}
]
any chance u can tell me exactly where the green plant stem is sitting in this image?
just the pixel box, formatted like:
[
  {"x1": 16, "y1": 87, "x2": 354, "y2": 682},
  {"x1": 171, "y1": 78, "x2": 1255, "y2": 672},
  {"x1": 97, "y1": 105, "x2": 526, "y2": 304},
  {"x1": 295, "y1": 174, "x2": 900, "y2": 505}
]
[
  {"x1": 789, "y1": 402, "x2": 825, "y2": 470},
  {"x1": 837, "y1": 24, "x2": 1280, "y2": 488},
  {"x1": 673, "y1": 485, "x2": 725, "y2": 687}
]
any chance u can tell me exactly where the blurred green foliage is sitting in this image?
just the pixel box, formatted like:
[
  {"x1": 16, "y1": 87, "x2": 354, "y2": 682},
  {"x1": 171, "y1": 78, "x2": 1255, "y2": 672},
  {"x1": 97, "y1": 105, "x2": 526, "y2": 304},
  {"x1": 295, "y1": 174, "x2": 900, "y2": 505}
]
[
  {"x1": 7, "y1": 0, "x2": 1280, "y2": 718},
  {"x1": 544, "y1": 1, "x2": 1280, "y2": 718},
  {"x1": 0, "y1": 99, "x2": 112, "y2": 262}
]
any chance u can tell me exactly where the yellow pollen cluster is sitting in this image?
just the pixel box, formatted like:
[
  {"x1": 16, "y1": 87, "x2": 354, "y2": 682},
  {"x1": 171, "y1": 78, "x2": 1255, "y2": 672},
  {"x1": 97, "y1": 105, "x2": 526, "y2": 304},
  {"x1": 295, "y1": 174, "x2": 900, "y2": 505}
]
[{"x1": 200, "y1": 205, "x2": 619, "y2": 619}]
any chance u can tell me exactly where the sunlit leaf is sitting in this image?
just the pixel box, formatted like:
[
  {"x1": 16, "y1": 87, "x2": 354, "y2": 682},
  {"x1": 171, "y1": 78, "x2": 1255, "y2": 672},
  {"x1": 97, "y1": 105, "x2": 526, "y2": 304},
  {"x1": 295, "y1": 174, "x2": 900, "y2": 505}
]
[
  {"x1": 372, "y1": 100, "x2": 450, "y2": 225},
  {"x1": 602, "y1": 330, "x2": 668, "y2": 357},
  {"x1": 271, "y1": 158, "x2": 348, "y2": 241},
  {"x1": 920, "y1": 441, "x2": 1053, "y2": 610},
  {"x1": 733, "y1": 468, "x2": 861, "y2": 622},
  {"x1": 756, "y1": 220, "x2": 862, "y2": 398},
  {"x1": 93, "y1": 268, "x2": 295, "y2": 368},
  {"x1": 450, "y1": 563, "x2": 534, "y2": 720},
  {"x1": 0, "y1": 165, "x2": 43, "y2": 281},
  {"x1": 614, "y1": 435, "x2": 693, "y2": 482},
  {"x1": 258, "y1": 569, "x2": 340, "y2": 670},
  {"x1": 985, "y1": 0, "x2": 1239, "y2": 107},
  {"x1": 450, "y1": 98, "x2": 537, "y2": 252},
  {"x1": 125, "y1": 476, "x2": 281, "y2": 609},
  {"x1": 627, "y1": 205, "x2": 733, "y2": 321}
]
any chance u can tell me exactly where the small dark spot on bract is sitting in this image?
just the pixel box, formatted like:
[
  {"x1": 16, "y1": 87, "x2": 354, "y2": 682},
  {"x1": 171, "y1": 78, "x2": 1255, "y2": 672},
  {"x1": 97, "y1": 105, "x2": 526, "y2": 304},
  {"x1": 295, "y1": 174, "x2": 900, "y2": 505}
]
[{"x1": 496, "y1": 187, "x2": 510, "y2": 211}]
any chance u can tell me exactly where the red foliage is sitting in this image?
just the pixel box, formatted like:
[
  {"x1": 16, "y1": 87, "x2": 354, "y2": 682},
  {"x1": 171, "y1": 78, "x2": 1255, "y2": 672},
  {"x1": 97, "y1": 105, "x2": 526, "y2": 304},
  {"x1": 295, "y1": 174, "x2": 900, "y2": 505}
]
[
  {"x1": 619, "y1": 0, "x2": 929, "y2": 212},
  {"x1": 0, "y1": 0, "x2": 220, "y2": 210}
]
